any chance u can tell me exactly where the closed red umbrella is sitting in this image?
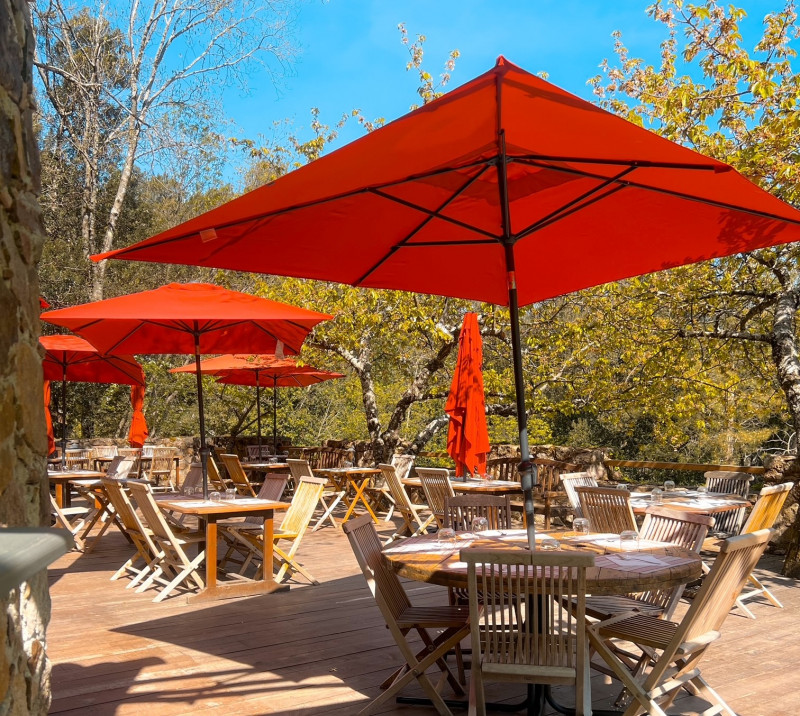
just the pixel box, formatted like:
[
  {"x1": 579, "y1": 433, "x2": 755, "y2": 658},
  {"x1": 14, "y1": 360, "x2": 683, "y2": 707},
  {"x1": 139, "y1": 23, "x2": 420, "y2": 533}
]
[
  {"x1": 43, "y1": 380, "x2": 55, "y2": 457},
  {"x1": 171, "y1": 354, "x2": 344, "y2": 453},
  {"x1": 42, "y1": 283, "x2": 332, "y2": 496},
  {"x1": 128, "y1": 385, "x2": 148, "y2": 448},
  {"x1": 93, "y1": 58, "x2": 800, "y2": 545},
  {"x1": 40, "y1": 334, "x2": 146, "y2": 466},
  {"x1": 446, "y1": 313, "x2": 490, "y2": 477}
]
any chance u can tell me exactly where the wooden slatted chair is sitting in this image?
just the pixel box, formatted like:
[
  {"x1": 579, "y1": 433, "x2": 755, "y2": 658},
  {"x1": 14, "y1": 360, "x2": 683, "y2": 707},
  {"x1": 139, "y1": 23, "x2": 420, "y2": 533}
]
[
  {"x1": 117, "y1": 447, "x2": 142, "y2": 476},
  {"x1": 146, "y1": 446, "x2": 178, "y2": 491},
  {"x1": 559, "y1": 472, "x2": 597, "y2": 519},
  {"x1": 444, "y1": 494, "x2": 513, "y2": 532},
  {"x1": 127, "y1": 480, "x2": 205, "y2": 602},
  {"x1": 366, "y1": 453, "x2": 417, "y2": 522},
  {"x1": 343, "y1": 514, "x2": 471, "y2": 715},
  {"x1": 206, "y1": 456, "x2": 229, "y2": 492},
  {"x1": 484, "y1": 456, "x2": 517, "y2": 481},
  {"x1": 48, "y1": 493, "x2": 94, "y2": 551},
  {"x1": 462, "y1": 548, "x2": 594, "y2": 716},
  {"x1": 288, "y1": 458, "x2": 345, "y2": 531},
  {"x1": 222, "y1": 476, "x2": 324, "y2": 584},
  {"x1": 89, "y1": 445, "x2": 118, "y2": 470},
  {"x1": 416, "y1": 467, "x2": 455, "y2": 529},
  {"x1": 704, "y1": 470, "x2": 753, "y2": 536},
  {"x1": 102, "y1": 478, "x2": 164, "y2": 589},
  {"x1": 532, "y1": 457, "x2": 579, "y2": 528},
  {"x1": 64, "y1": 447, "x2": 90, "y2": 469},
  {"x1": 219, "y1": 453, "x2": 257, "y2": 497},
  {"x1": 378, "y1": 463, "x2": 434, "y2": 543},
  {"x1": 105, "y1": 456, "x2": 137, "y2": 479},
  {"x1": 703, "y1": 481, "x2": 794, "y2": 618},
  {"x1": 575, "y1": 485, "x2": 637, "y2": 534},
  {"x1": 589, "y1": 529, "x2": 773, "y2": 716}
]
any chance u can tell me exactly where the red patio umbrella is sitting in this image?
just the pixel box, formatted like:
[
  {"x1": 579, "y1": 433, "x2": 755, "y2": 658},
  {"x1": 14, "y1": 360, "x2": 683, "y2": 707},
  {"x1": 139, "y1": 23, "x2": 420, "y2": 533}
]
[
  {"x1": 41, "y1": 334, "x2": 146, "y2": 467},
  {"x1": 44, "y1": 380, "x2": 56, "y2": 456},
  {"x1": 42, "y1": 283, "x2": 332, "y2": 496},
  {"x1": 171, "y1": 355, "x2": 344, "y2": 453},
  {"x1": 446, "y1": 313, "x2": 490, "y2": 478},
  {"x1": 93, "y1": 58, "x2": 800, "y2": 545},
  {"x1": 128, "y1": 385, "x2": 148, "y2": 448}
]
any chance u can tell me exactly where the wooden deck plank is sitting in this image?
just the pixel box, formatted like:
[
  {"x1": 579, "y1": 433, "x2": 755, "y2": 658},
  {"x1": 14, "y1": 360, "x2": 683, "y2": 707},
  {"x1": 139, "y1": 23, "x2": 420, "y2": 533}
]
[{"x1": 47, "y1": 509, "x2": 799, "y2": 715}]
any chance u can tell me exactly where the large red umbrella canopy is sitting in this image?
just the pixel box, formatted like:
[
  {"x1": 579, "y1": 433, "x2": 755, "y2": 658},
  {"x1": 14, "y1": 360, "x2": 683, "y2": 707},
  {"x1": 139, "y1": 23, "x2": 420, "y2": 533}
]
[
  {"x1": 446, "y1": 313, "x2": 490, "y2": 477},
  {"x1": 171, "y1": 355, "x2": 344, "y2": 449},
  {"x1": 41, "y1": 282, "x2": 331, "y2": 356},
  {"x1": 92, "y1": 58, "x2": 800, "y2": 545},
  {"x1": 40, "y1": 334, "x2": 146, "y2": 464}
]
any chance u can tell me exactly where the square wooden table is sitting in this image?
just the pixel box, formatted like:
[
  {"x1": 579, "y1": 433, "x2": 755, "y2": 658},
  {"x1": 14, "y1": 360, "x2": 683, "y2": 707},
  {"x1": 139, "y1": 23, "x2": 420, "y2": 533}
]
[
  {"x1": 47, "y1": 470, "x2": 105, "y2": 508},
  {"x1": 314, "y1": 467, "x2": 382, "y2": 524},
  {"x1": 154, "y1": 496, "x2": 290, "y2": 602}
]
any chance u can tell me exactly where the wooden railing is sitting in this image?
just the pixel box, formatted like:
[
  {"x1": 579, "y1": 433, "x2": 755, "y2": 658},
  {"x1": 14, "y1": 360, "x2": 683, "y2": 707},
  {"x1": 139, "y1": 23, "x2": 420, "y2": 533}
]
[{"x1": 605, "y1": 459, "x2": 764, "y2": 475}]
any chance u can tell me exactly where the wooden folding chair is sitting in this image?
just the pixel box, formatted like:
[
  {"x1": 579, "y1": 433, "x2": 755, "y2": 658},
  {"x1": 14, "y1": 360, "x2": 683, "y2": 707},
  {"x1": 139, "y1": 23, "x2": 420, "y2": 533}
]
[
  {"x1": 703, "y1": 481, "x2": 794, "y2": 618},
  {"x1": 365, "y1": 453, "x2": 416, "y2": 521},
  {"x1": 49, "y1": 493, "x2": 94, "y2": 551},
  {"x1": 416, "y1": 467, "x2": 455, "y2": 529},
  {"x1": 207, "y1": 457, "x2": 229, "y2": 492},
  {"x1": 575, "y1": 485, "x2": 637, "y2": 534},
  {"x1": 378, "y1": 463, "x2": 435, "y2": 543},
  {"x1": 222, "y1": 476, "x2": 324, "y2": 584},
  {"x1": 146, "y1": 447, "x2": 178, "y2": 491},
  {"x1": 288, "y1": 458, "x2": 345, "y2": 531},
  {"x1": 219, "y1": 453, "x2": 257, "y2": 496},
  {"x1": 484, "y1": 456, "x2": 517, "y2": 481},
  {"x1": 343, "y1": 514, "x2": 471, "y2": 715},
  {"x1": 704, "y1": 470, "x2": 752, "y2": 536},
  {"x1": 444, "y1": 494, "x2": 513, "y2": 532},
  {"x1": 65, "y1": 447, "x2": 90, "y2": 469},
  {"x1": 589, "y1": 529, "x2": 773, "y2": 716},
  {"x1": 462, "y1": 548, "x2": 594, "y2": 716},
  {"x1": 118, "y1": 447, "x2": 142, "y2": 476},
  {"x1": 559, "y1": 472, "x2": 597, "y2": 519},
  {"x1": 127, "y1": 480, "x2": 206, "y2": 602}
]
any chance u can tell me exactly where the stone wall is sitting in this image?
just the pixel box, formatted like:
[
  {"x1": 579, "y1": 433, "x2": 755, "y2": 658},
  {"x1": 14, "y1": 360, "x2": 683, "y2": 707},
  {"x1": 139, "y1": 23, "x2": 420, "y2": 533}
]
[{"x1": 0, "y1": 0, "x2": 51, "y2": 712}]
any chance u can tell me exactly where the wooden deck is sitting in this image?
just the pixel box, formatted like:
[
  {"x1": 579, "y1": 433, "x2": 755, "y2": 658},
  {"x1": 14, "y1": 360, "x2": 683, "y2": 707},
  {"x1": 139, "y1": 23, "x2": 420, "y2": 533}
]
[{"x1": 47, "y1": 512, "x2": 800, "y2": 715}]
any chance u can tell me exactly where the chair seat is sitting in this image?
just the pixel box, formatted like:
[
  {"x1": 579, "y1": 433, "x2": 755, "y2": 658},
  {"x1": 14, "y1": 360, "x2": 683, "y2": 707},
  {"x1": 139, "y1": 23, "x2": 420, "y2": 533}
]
[
  {"x1": 396, "y1": 605, "x2": 471, "y2": 629},
  {"x1": 597, "y1": 612, "x2": 679, "y2": 650},
  {"x1": 584, "y1": 594, "x2": 666, "y2": 621}
]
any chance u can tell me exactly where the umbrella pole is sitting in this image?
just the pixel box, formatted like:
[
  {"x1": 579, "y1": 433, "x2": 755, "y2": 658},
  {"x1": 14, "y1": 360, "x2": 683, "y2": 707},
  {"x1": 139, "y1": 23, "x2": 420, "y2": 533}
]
[
  {"x1": 193, "y1": 332, "x2": 210, "y2": 499},
  {"x1": 272, "y1": 377, "x2": 278, "y2": 455},
  {"x1": 60, "y1": 374, "x2": 67, "y2": 470},
  {"x1": 498, "y1": 129, "x2": 537, "y2": 550},
  {"x1": 255, "y1": 373, "x2": 262, "y2": 455}
]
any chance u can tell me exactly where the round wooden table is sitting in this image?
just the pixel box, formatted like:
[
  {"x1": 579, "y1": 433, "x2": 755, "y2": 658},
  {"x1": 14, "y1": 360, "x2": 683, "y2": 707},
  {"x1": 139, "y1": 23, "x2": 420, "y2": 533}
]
[{"x1": 383, "y1": 529, "x2": 702, "y2": 595}]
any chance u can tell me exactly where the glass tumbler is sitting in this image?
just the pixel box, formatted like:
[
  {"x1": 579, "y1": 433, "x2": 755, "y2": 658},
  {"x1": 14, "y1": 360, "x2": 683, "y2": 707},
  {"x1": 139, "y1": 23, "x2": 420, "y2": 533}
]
[
  {"x1": 471, "y1": 516, "x2": 489, "y2": 534},
  {"x1": 573, "y1": 518, "x2": 590, "y2": 535},
  {"x1": 619, "y1": 530, "x2": 639, "y2": 558},
  {"x1": 663, "y1": 480, "x2": 676, "y2": 493}
]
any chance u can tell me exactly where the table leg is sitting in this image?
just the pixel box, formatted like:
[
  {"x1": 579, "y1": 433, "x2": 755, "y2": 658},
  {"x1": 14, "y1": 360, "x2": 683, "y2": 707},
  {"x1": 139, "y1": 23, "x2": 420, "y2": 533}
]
[
  {"x1": 341, "y1": 477, "x2": 378, "y2": 524},
  {"x1": 55, "y1": 483, "x2": 66, "y2": 508}
]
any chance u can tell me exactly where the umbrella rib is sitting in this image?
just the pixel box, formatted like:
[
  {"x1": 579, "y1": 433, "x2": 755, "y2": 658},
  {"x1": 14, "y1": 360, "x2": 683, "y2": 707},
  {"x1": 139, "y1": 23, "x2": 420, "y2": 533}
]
[
  {"x1": 355, "y1": 165, "x2": 497, "y2": 285},
  {"x1": 109, "y1": 159, "x2": 497, "y2": 254},
  {"x1": 511, "y1": 166, "x2": 637, "y2": 240},
  {"x1": 512, "y1": 154, "x2": 724, "y2": 171},
  {"x1": 515, "y1": 157, "x2": 800, "y2": 228}
]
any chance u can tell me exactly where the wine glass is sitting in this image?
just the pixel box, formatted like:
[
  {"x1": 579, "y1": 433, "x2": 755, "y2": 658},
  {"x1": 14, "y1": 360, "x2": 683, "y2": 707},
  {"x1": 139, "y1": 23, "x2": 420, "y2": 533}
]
[
  {"x1": 573, "y1": 518, "x2": 590, "y2": 535},
  {"x1": 619, "y1": 530, "x2": 639, "y2": 559},
  {"x1": 471, "y1": 516, "x2": 489, "y2": 534}
]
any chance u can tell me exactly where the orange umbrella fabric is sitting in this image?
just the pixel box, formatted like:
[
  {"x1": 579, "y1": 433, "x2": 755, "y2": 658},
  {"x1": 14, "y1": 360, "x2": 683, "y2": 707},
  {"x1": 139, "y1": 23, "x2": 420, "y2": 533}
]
[
  {"x1": 128, "y1": 385, "x2": 148, "y2": 448},
  {"x1": 44, "y1": 380, "x2": 55, "y2": 456},
  {"x1": 446, "y1": 314, "x2": 490, "y2": 477}
]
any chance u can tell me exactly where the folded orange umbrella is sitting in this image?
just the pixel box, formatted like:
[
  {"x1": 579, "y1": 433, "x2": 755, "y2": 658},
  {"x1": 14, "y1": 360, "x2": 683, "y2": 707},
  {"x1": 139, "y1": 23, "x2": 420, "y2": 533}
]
[
  {"x1": 446, "y1": 313, "x2": 490, "y2": 477},
  {"x1": 43, "y1": 380, "x2": 55, "y2": 457},
  {"x1": 128, "y1": 385, "x2": 148, "y2": 448}
]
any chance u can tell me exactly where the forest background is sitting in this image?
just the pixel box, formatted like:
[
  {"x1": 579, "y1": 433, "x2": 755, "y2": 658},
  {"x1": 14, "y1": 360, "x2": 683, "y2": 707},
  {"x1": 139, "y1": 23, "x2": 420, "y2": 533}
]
[{"x1": 33, "y1": 0, "x2": 800, "y2": 480}]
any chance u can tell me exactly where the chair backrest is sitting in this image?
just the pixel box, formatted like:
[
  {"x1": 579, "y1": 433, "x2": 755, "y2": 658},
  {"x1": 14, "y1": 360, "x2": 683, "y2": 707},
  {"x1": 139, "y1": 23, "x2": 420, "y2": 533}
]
[
  {"x1": 640, "y1": 506, "x2": 714, "y2": 552},
  {"x1": 149, "y1": 447, "x2": 176, "y2": 472},
  {"x1": 741, "y1": 482, "x2": 793, "y2": 533},
  {"x1": 127, "y1": 479, "x2": 180, "y2": 545},
  {"x1": 485, "y1": 457, "x2": 517, "y2": 481},
  {"x1": 317, "y1": 447, "x2": 349, "y2": 469},
  {"x1": 90, "y1": 445, "x2": 118, "y2": 459},
  {"x1": 246, "y1": 444, "x2": 273, "y2": 460},
  {"x1": 379, "y1": 463, "x2": 417, "y2": 515},
  {"x1": 462, "y1": 548, "x2": 593, "y2": 674},
  {"x1": 65, "y1": 448, "x2": 90, "y2": 468},
  {"x1": 416, "y1": 467, "x2": 454, "y2": 525},
  {"x1": 647, "y1": 530, "x2": 773, "y2": 687},
  {"x1": 575, "y1": 486, "x2": 637, "y2": 533},
  {"x1": 280, "y1": 476, "x2": 326, "y2": 536},
  {"x1": 105, "y1": 456, "x2": 136, "y2": 480},
  {"x1": 206, "y1": 457, "x2": 228, "y2": 491},
  {"x1": 560, "y1": 472, "x2": 597, "y2": 518},
  {"x1": 179, "y1": 463, "x2": 203, "y2": 495},
  {"x1": 390, "y1": 453, "x2": 415, "y2": 481},
  {"x1": 533, "y1": 457, "x2": 579, "y2": 493},
  {"x1": 444, "y1": 494, "x2": 513, "y2": 531},
  {"x1": 257, "y1": 473, "x2": 290, "y2": 502},
  {"x1": 101, "y1": 478, "x2": 152, "y2": 545},
  {"x1": 219, "y1": 453, "x2": 257, "y2": 496},
  {"x1": 704, "y1": 471, "x2": 753, "y2": 535},
  {"x1": 287, "y1": 458, "x2": 315, "y2": 481},
  {"x1": 343, "y1": 513, "x2": 412, "y2": 624}
]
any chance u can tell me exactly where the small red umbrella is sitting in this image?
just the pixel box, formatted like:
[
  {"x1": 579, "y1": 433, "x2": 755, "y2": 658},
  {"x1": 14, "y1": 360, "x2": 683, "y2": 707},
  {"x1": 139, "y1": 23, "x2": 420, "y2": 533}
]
[
  {"x1": 446, "y1": 313, "x2": 490, "y2": 477},
  {"x1": 40, "y1": 334, "x2": 146, "y2": 466},
  {"x1": 43, "y1": 380, "x2": 56, "y2": 456},
  {"x1": 171, "y1": 354, "x2": 344, "y2": 453},
  {"x1": 42, "y1": 283, "x2": 332, "y2": 496},
  {"x1": 128, "y1": 385, "x2": 148, "y2": 448}
]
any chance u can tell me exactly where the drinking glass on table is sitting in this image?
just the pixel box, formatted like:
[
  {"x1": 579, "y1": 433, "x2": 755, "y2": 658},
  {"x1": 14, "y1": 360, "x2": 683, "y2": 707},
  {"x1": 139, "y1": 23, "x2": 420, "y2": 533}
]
[
  {"x1": 650, "y1": 488, "x2": 663, "y2": 504},
  {"x1": 209, "y1": 491, "x2": 222, "y2": 503},
  {"x1": 471, "y1": 516, "x2": 489, "y2": 534},
  {"x1": 663, "y1": 480, "x2": 676, "y2": 493},
  {"x1": 573, "y1": 518, "x2": 590, "y2": 535},
  {"x1": 539, "y1": 537, "x2": 560, "y2": 551},
  {"x1": 697, "y1": 485, "x2": 707, "y2": 493},
  {"x1": 225, "y1": 488, "x2": 236, "y2": 501},
  {"x1": 617, "y1": 483, "x2": 629, "y2": 490},
  {"x1": 437, "y1": 527, "x2": 456, "y2": 546},
  {"x1": 619, "y1": 530, "x2": 639, "y2": 558}
]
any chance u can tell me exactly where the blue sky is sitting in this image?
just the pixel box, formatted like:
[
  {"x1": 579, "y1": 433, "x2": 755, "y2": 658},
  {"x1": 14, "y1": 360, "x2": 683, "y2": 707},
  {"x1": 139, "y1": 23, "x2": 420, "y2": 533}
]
[{"x1": 222, "y1": 0, "x2": 783, "y2": 158}]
